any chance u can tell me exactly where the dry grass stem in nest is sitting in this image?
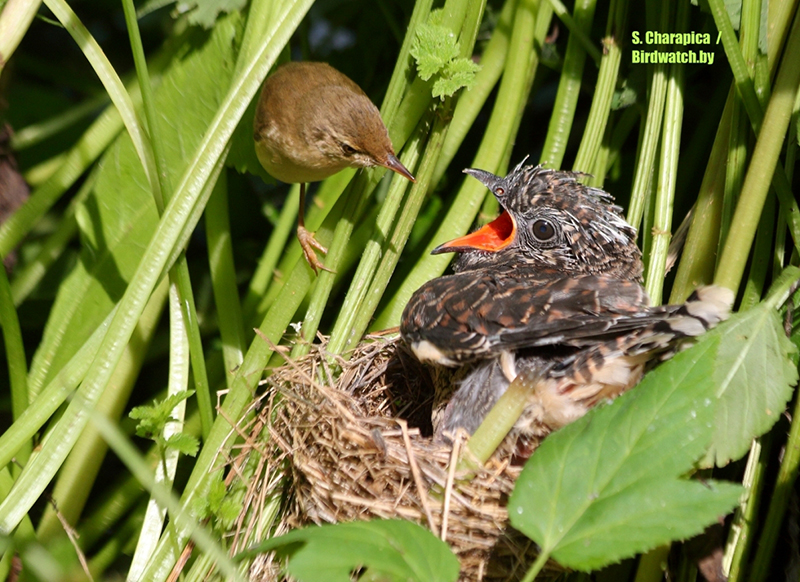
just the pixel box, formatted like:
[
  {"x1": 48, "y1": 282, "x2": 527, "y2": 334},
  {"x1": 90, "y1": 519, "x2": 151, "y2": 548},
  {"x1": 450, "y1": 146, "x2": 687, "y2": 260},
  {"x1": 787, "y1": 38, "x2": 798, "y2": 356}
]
[{"x1": 228, "y1": 335, "x2": 563, "y2": 582}]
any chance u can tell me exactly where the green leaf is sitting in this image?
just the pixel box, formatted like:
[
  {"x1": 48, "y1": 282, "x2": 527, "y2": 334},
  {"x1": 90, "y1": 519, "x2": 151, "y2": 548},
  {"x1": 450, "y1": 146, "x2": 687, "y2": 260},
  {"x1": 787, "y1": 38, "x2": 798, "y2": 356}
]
[
  {"x1": 165, "y1": 433, "x2": 199, "y2": 457},
  {"x1": 177, "y1": 0, "x2": 247, "y2": 29},
  {"x1": 188, "y1": 471, "x2": 242, "y2": 529},
  {"x1": 227, "y1": 90, "x2": 273, "y2": 182},
  {"x1": 700, "y1": 302, "x2": 799, "y2": 467},
  {"x1": 130, "y1": 390, "x2": 195, "y2": 438},
  {"x1": 242, "y1": 520, "x2": 459, "y2": 582},
  {"x1": 192, "y1": 474, "x2": 226, "y2": 519},
  {"x1": 509, "y1": 334, "x2": 742, "y2": 571},
  {"x1": 218, "y1": 497, "x2": 243, "y2": 528},
  {"x1": 724, "y1": 0, "x2": 742, "y2": 29},
  {"x1": 409, "y1": 18, "x2": 481, "y2": 101},
  {"x1": 694, "y1": 0, "x2": 742, "y2": 29},
  {"x1": 410, "y1": 22, "x2": 460, "y2": 81},
  {"x1": 611, "y1": 80, "x2": 639, "y2": 110},
  {"x1": 26, "y1": 17, "x2": 240, "y2": 395},
  {"x1": 432, "y1": 58, "x2": 481, "y2": 99}
]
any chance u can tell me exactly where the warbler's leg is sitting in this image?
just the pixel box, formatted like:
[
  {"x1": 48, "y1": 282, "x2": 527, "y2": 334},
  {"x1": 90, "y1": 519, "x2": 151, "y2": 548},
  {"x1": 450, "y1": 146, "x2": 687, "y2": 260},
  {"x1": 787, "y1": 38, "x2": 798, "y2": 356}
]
[{"x1": 296, "y1": 182, "x2": 334, "y2": 274}]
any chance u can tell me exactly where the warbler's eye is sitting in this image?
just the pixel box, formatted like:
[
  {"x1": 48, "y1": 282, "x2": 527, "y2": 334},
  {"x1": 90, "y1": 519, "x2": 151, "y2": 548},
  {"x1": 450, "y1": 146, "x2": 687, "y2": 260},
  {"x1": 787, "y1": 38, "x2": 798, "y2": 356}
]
[
  {"x1": 340, "y1": 142, "x2": 357, "y2": 155},
  {"x1": 531, "y1": 219, "x2": 556, "y2": 241},
  {"x1": 495, "y1": 187, "x2": 505, "y2": 195}
]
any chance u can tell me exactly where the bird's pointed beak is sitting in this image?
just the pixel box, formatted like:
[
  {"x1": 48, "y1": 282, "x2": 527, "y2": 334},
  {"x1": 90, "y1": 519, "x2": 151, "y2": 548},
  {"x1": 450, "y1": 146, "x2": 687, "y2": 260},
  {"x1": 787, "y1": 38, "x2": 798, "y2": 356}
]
[
  {"x1": 431, "y1": 166, "x2": 516, "y2": 255},
  {"x1": 382, "y1": 154, "x2": 416, "y2": 183},
  {"x1": 463, "y1": 167, "x2": 503, "y2": 192}
]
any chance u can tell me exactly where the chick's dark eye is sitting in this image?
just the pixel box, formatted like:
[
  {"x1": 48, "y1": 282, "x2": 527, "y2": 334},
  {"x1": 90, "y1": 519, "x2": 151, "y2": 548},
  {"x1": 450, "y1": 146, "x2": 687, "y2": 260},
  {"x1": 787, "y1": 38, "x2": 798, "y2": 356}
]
[{"x1": 531, "y1": 219, "x2": 555, "y2": 241}]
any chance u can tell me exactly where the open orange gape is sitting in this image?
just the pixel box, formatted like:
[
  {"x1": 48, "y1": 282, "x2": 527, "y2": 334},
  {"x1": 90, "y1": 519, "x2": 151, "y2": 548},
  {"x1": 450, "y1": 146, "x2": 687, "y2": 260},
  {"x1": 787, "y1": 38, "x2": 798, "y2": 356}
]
[{"x1": 432, "y1": 209, "x2": 516, "y2": 254}]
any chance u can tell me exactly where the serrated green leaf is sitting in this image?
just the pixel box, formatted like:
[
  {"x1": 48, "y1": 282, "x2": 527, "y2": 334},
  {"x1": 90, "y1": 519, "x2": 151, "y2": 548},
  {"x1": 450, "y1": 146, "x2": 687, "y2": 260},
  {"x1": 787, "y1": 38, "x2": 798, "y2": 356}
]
[
  {"x1": 208, "y1": 476, "x2": 227, "y2": 506},
  {"x1": 218, "y1": 498, "x2": 243, "y2": 527},
  {"x1": 410, "y1": 23, "x2": 460, "y2": 81},
  {"x1": 130, "y1": 390, "x2": 195, "y2": 438},
  {"x1": 427, "y1": 7, "x2": 446, "y2": 26},
  {"x1": 445, "y1": 58, "x2": 480, "y2": 84},
  {"x1": 190, "y1": 472, "x2": 243, "y2": 528},
  {"x1": 192, "y1": 474, "x2": 227, "y2": 519},
  {"x1": 191, "y1": 494, "x2": 211, "y2": 519},
  {"x1": 244, "y1": 520, "x2": 459, "y2": 582},
  {"x1": 162, "y1": 389, "x2": 195, "y2": 411},
  {"x1": 700, "y1": 302, "x2": 799, "y2": 467},
  {"x1": 165, "y1": 433, "x2": 199, "y2": 457},
  {"x1": 27, "y1": 17, "x2": 240, "y2": 395},
  {"x1": 509, "y1": 335, "x2": 742, "y2": 571},
  {"x1": 431, "y1": 58, "x2": 480, "y2": 99}
]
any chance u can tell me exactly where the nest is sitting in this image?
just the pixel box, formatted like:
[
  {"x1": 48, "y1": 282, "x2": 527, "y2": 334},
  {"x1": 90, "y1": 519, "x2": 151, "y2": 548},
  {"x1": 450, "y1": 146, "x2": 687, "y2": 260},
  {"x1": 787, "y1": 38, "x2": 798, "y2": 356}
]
[{"x1": 226, "y1": 334, "x2": 562, "y2": 581}]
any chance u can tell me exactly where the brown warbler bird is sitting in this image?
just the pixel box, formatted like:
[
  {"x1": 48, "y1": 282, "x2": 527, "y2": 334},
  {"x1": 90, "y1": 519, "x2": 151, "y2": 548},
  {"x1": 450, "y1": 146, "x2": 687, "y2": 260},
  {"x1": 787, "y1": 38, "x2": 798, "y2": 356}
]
[{"x1": 254, "y1": 61, "x2": 415, "y2": 273}]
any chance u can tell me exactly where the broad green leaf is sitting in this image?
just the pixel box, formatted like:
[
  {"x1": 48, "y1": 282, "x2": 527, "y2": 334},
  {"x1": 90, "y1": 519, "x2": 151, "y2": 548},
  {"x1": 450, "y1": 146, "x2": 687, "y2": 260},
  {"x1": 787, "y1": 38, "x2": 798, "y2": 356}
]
[
  {"x1": 227, "y1": 91, "x2": 273, "y2": 182},
  {"x1": 26, "y1": 132, "x2": 160, "y2": 396},
  {"x1": 700, "y1": 302, "x2": 799, "y2": 467},
  {"x1": 509, "y1": 335, "x2": 742, "y2": 571},
  {"x1": 724, "y1": 0, "x2": 742, "y2": 29},
  {"x1": 27, "y1": 16, "x2": 240, "y2": 395},
  {"x1": 791, "y1": 293, "x2": 800, "y2": 360},
  {"x1": 177, "y1": 0, "x2": 247, "y2": 29},
  {"x1": 694, "y1": 0, "x2": 742, "y2": 29},
  {"x1": 243, "y1": 520, "x2": 459, "y2": 582}
]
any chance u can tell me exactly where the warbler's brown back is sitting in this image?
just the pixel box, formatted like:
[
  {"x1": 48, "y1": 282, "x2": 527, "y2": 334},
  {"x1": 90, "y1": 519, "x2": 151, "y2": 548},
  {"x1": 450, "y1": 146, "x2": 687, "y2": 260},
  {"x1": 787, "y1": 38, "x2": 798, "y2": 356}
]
[{"x1": 253, "y1": 62, "x2": 399, "y2": 184}]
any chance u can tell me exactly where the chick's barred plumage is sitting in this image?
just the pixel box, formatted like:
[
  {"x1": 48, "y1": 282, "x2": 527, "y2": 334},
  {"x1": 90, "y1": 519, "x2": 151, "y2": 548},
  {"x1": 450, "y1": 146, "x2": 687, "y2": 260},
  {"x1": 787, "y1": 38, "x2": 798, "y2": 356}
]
[{"x1": 400, "y1": 161, "x2": 733, "y2": 443}]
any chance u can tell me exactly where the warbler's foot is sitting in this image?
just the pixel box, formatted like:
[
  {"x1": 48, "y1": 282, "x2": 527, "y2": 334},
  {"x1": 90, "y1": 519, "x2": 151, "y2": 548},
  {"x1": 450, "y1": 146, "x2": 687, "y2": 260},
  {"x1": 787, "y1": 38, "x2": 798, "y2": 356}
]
[{"x1": 298, "y1": 225, "x2": 334, "y2": 274}]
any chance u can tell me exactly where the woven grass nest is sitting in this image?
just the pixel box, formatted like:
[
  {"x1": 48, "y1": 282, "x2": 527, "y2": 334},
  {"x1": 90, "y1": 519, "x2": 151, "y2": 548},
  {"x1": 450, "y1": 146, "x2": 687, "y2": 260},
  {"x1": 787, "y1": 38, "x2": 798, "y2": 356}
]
[{"x1": 229, "y1": 333, "x2": 564, "y2": 581}]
